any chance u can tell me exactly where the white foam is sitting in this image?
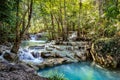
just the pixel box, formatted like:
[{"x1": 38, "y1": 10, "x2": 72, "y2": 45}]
[{"x1": 18, "y1": 48, "x2": 43, "y2": 65}]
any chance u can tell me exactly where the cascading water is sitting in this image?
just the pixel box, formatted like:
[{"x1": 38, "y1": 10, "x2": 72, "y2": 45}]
[
  {"x1": 30, "y1": 34, "x2": 37, "y2": 40},
  {"x1": 18, "y1": 48, "x2": 43, "y2": 64},
  {"x1": 19, "y1": 34, "x2": 46, "y2": 65},
  {"x1": 68, "y1": 31, "x2": 77, "y2": 41}
]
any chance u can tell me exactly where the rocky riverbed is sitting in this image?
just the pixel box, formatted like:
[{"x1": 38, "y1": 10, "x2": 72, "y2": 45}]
[
  {"x1": 0, "y1": 61, "x2": 48, "y2": 80},
  {"x1": 0, "y1": 40, "x2": 91, "y2": 69},
  {"x1": 20, "y1": 41, "x2": 91, "y2": 69},
  {"x1": 0, "y1": 40, "x2": 91, "y2": 80}
]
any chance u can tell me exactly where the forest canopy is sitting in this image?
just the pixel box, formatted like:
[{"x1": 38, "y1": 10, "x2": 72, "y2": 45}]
[{"x1": 0, "y1": 0, "x2": 120, "y2": 43}]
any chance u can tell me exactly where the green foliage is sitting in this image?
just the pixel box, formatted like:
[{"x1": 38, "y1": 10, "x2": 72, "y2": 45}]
[
  {"x1": 48, "y1": 71, "x2": 68, "y2": 80},
  {"x1": 104, "y1": 26, "x2": 117, "y2": 37},
  {"x1": 0, "y1": 0, "x2": 120, "y2": 42},
  {"x1": 0, "y1": 0, "x2": 16, "y2": 43},
  {"x1": 94, "y1": 37, "x2": 120, "y2": 55},
  {"x1": 104, "y1": 0, "x2": 119, "y2": 19},
  {"x1": 0, "y1": 0, "x2": 16, "y2": 24}
]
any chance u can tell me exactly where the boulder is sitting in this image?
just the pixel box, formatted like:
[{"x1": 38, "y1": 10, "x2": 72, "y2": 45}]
[
  {"x1": 3, "y1": 52, "x2": 16, "y2": 62},
  {"x1": 64, "y1": 58, "x2": 78, "y2": 63},
  {"x1": 55, "y1": 58, "x2": 65, "y2": 64},
  {"x1": 41, "y1": 52, "x2": 55, "y2": 58}
]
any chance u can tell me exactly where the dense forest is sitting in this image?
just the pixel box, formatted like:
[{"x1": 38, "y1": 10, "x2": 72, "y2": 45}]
[{"x1": 0, "y1": 0, "x2": 120, "y2": 80}]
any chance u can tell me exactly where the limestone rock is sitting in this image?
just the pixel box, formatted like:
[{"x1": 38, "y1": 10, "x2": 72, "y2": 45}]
[{"x1": 41, "y1": 52, "x2": 55, "y2": 58}]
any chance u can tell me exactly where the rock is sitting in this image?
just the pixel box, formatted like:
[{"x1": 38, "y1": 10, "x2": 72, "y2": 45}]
[
  {"x1": 5, "y1": 42, "x2": 12, "y2": 47},
  {"x1": 64, "y1": 58, "x2": 78, "y2": 63},
  {"x1": 74, "y1": 46, "x2": 79, "y2": 50},
  {"x1": 55, "y1": 58, "x2": 65, "y2": 64},
  {"x1": 81, "y1": 56, "x2": 87, "y2": 61},
  {"x1": 45, "y1": 61, "x2": 54, "y2": 67},
  {"x1": 3, "y1": 52, "x2": 16, "y2": 62},
  {"x1": 36, "y1": 33, "x2": 42, "y2": 39},
  {"x1": 55, "y1": 46, "x2": 63, "y2": 51},
  {"x1": 45, "y1": 47, "x2": 53, "y2": 51},
  {"x1": 41, "y1": 52, "x2": 55, "y2": 58},
  {"x1": 0, "y1": 51, "x2": 2, "y2": 56},
  {"x1": 62, "y1": 42, "x2": 67, "y2": 45},
  {"x1": 38, "y1": 58, "x2": 66, "y2": 68},
  {"x1": 71, "y1": 42, "x2": 77, "y2": 46},
  {"x1": 0, "y1": 62, "x2": 48, "y2": 80},
  {"x1": 29, "y1": 45, "x2": 45, "y2": 50},
  {"x1": 42, "y1": 59, "x2": 54, "y2": 67},
  {"x1": 31, "y1": 52, "x2": 40, "y2": 58},
  {"x1": 55, "y1": 53, "x2": 64, "y2": 58},
  {"x1": 75, "y1": 52, "x2": 82, "y2": 58},
  {"x1": 66, "y1": 46, "x2": 74, "y2": 51},
  {"x1": 37, "y1": 63, "x2": 45, "y2": 69}
]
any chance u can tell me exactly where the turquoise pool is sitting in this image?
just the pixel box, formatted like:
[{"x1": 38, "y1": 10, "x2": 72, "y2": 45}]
[{"x1": 38, "y1": 62, "x2": 120, "y2": 80}]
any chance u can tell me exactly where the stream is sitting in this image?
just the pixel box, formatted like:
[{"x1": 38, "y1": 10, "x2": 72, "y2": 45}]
[{"x1": 20, "y1": 34, "x2": 120, "y2": 80}]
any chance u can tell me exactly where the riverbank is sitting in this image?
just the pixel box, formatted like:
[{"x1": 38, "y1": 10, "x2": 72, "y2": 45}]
[
  {"x1": 0, "y1": 40, "x2": 91, "y2": 80},
  {"x1": 0, "y1": 36, "x2": 120, "y2": 80},
  {"x1": 0, "y1": 61, "x2": 48, "y2": 80},
  {"x1": 90, "y1": 36, "x2": 120, "y2": 69},
  {"x1": 20, "y1": 40, "x2": 91, "y2": 69}
]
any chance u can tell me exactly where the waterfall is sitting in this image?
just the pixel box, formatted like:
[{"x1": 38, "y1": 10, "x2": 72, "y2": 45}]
[
  {"x1": 18, "y1": 48, "x2": 43, "y2": 64},
  {"x1": 68, "y1": 31, "x2": 77, "y2": 41},
  {"x1": 30, "y1": 34, "x2": 37, "y2": 40}
]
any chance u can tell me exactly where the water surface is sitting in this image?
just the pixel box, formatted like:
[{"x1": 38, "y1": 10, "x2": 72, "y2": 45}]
[{"x1": 38, "y1": 62, "x2": 120, "y2": 80}]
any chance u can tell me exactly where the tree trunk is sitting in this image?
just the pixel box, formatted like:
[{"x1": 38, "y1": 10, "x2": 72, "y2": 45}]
[
  {"x1": 50, "y1": 0, "x2": 55, "y2": 40},
  {"x1": 59, "y1": 0, "x2": 64, "y2": 40},
  {"x1": 50, "y1": 13, "x2": 55, "y2": 40},
  {"x1": 11, "y1": 0, "x2": 33, "y2": 54},
  {"x1": 54, "y1": 15, "x2": 60, "y2": 38},
  {"x1": 78, "y1": 0, "x2": 82, "y2": 37},
  {"x1": 63, "y1": 0, "x2": 67, "y2": 40},
  {"x1": 11, "y1": 0, "x2": 20, "y2": 54}
]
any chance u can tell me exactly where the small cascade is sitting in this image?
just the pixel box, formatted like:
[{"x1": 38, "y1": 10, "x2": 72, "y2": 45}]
[
  {"x1": 19, "y1": 32, "x2": 48, "y2": 64},
  {"x1": 30, "y1": 34, "x2": 37, "y2": 40},
  {"x1": 68, "y1": 31, "x2": 77, "y2": 41},
  {"x1": 18, "y1": 48, "x2": 43, "y2": 64}
]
